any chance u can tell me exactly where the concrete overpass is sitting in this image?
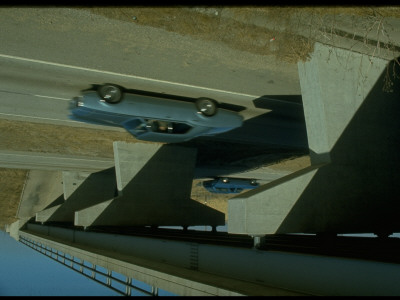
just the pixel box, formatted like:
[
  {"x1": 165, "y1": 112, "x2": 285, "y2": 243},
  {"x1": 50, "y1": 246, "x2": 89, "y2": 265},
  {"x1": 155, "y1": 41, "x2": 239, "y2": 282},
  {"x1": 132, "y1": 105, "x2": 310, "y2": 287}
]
[
  {"x1": 15, "y1": 222, "x2": 400, "y2": 296},
  {"x1": 228, "y1": 42, "x2": 400, "y2": 236},
  {"x1": 4, "y1": 11, "x2": 400, "y2": 294}
]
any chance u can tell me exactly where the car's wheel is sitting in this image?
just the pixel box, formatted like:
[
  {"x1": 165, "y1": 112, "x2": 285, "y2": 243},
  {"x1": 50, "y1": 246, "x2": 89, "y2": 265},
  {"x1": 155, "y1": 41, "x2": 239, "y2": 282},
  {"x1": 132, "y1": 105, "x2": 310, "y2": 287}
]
[
  {"x1": 196, "y1": 97, "x2": 218, "y2": 116},
  {"x1": 98, "y1": 84, "x2": 123, "y2": 104}
]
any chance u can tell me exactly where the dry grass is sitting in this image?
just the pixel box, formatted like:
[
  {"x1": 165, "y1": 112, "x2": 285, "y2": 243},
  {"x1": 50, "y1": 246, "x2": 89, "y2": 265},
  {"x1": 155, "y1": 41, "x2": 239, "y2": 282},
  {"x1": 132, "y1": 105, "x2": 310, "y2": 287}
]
[
  {"x1": 0, "y1": 119, "x2": 304, "y2": 163},
  {"x1": 84, "y1": 6, "x2": 400, "y2": 65},
  {"x1": 0, "y1": 119, "x2": 141, "y2": 158},
  {"x1": 82, "y1": 6, "x2": 400, "y2": 93},
  {"x1": 0, "y1": 168, "x2": 27, "y2": 229},
  {"x1": 85, "y1": 6, "x2": 314, "y2": 64},
  {"x1": 80, "y1": 7, "x2": 400, "y2": 92}
]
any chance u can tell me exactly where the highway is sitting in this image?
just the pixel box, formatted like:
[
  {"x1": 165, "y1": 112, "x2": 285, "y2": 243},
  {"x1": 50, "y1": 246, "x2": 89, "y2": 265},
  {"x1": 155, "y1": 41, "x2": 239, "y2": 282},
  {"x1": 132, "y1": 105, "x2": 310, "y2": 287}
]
[
  {"x1": 0, "y1": 7, "x2": 310, "y2": 149},
  {"x1": 0, "y1": 8, "x2": 302, "y2": 97},
  {"x1": 0, "y1": 150, "x2": 114, "y2": 172},
  {"x1": 0, "y1": 54, "x2": 308, "y2": 148},
  {"x1": 0, "y1": 52, "x2": 305, "y2": 181}
]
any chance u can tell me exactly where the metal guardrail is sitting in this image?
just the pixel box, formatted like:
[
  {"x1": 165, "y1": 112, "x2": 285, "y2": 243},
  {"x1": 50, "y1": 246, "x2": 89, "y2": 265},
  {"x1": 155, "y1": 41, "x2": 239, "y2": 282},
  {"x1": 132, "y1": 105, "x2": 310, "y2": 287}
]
[{"x1": 19, "y1": 235, "x2": 159, "y2": 296}]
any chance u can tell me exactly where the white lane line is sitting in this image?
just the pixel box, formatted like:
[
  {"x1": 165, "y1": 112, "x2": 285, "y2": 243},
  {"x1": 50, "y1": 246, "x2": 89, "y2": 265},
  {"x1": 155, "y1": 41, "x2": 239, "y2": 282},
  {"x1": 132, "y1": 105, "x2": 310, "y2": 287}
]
[
  {"x1": 0, "y1": 53, "x2": 258, "y2": 99},
  {"x1": 0, "y1": 152, "x2": 113, "y2": 163},
  {"x1": 0, "y1": 112, "x2": 126, "y2": 130},
  {"x1": 0, "y1": 89, "x2": 70, "y2": 101},
  {"x1": 0, "y1": 112, "x2": 78, "y2": 123},
  {"x1": 34, "y1": 94, "x2": 70, "y2": 101}
]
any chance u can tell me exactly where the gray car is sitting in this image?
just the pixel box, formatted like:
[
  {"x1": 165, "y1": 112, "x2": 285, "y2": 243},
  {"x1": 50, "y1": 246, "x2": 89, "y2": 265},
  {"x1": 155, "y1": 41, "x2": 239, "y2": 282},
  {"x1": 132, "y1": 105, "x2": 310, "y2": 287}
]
[{"x1": 69, "y1": 84, "x2": 243, "y2": 143}]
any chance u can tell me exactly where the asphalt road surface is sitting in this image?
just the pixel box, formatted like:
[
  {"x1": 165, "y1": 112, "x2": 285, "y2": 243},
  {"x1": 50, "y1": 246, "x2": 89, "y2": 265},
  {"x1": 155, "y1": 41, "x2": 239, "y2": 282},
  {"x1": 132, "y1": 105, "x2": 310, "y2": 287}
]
[
  {"x1": 0, "y1": 7, "x2": 308, "y2": 148},
  {"x1": 0, "y1": 54, "x2": 308, "y2": 148}
]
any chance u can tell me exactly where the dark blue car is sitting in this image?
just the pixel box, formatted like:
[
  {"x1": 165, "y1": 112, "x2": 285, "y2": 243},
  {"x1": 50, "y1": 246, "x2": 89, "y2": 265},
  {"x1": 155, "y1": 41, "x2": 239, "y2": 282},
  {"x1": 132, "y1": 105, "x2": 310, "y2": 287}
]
[
  {"x1": 202, "y1": 177, "x2": 259, "y2": 194},
  {"x1": 70, "y1": 84, "x2": 243, "y2": 143}
]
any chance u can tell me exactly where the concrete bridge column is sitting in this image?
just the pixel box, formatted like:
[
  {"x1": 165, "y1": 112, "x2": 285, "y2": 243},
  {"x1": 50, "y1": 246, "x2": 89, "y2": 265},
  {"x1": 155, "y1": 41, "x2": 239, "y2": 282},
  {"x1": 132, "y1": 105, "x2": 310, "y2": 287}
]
[
  {"x1": 228, "y1": 42, "x2": 400, "y2": 235},
  {"x1": 74, "y1": 142, "x2": 225, "y2": 227},
  {"x1": 36, "y1": 169, "x2": 116, "y2": 223},
  {"x1": 17, "y1": 170, "x2": 64, "y2": 225}
]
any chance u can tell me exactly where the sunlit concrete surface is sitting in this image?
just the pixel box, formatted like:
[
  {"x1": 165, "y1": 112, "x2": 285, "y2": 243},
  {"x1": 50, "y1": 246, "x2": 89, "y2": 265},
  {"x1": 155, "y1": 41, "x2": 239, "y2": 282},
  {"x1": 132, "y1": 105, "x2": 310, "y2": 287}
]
[
  {"x1": 36, "y1": 169, "x2": 116, "y2": 223},
  {"x1": 5, "y1": 220, "x2": 20, "y2": 241},
  {"x1": 229, "y1": 42, "x2": 400, "y2": 235},
  {"x1": 17, "y1": 170, "x2": 64, "y2": 224},
  {"x1": 113, "y1": 142, "x2": 195, "y2": 197},
  {"x1": 228, "y1": 164, "x2": 325, "y2": 235}
]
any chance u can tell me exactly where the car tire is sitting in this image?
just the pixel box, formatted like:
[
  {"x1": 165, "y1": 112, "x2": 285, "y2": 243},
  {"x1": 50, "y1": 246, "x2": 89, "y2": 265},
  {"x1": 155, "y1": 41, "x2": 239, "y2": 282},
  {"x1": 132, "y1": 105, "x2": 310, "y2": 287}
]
[
  {"x1": 98, "y1": 84, "x2": 123, "y2": 104},
  {"x1": 196, "y1": 97, "x2": 218, "y2": 116}
]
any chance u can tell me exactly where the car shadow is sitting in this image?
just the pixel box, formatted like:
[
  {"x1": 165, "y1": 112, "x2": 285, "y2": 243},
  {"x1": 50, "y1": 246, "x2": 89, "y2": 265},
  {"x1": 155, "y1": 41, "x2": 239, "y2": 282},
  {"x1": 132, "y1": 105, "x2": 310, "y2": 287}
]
[
  {"x1": 192, "y1": 94, "x2": 309, "y2": 150},
  {"x1": 86, "y1": 83, "x2": 246, "y2": 112}
]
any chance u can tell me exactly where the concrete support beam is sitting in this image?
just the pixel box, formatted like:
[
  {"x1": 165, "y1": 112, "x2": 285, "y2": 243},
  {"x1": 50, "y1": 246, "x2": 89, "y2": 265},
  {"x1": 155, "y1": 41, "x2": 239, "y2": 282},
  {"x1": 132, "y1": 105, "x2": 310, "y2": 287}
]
[
  {"x1": 75, "y1": 142, "x2": 224, "y2": 227},
  {"x1": 18, "y1": 170, "x2": 64, "y2": 222},
  {"x1": 21, "y1": 224, "x2": 400, "y2": 296},
  {"x1": 228, "y1": 164, "x2": 324, "y2": 235},
  {"x1": 35, "y1": 204, "x2": 63, "y2": 223},
  {"x1": 229, "y1": 43, "x2": 400, "y2": 235},
  {"x1": 299, "y1": 43, "x2": 389, "y2": 165},
  {"x1": 113, "y1": 142, "x2": 195, "y2": 199},
  {"x1": 74, "y1": 199, "x2": 224, "y2": 227},
  {"x1": 36, "y1": 168, "x2": 116, "y2": 223}
]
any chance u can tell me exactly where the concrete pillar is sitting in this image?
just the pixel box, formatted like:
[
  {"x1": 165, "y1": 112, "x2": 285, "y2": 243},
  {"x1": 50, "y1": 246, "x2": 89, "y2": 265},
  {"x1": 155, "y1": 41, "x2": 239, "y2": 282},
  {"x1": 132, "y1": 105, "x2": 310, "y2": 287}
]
[
  {"x1": 113, "y1": 142, "x2": 195, "y2": 199},
  {"x1": 36, "y1": 168, "x2": 116, "y2": 223},
  {"x1": 36, "y1": 204, "x2": 63, "y2": 223},
  {"x1": 229, "y1": 164, "x2": 324, "y2": 235},
  {"x1": 75, "y1": 142, "x2": 225, "y2": 227},
  {"x1": 228, "y1": 43, "x2": 400, "y2": 235},
  {"x1": 18, "y1": 170, "x2": 64, "y2": 226}
]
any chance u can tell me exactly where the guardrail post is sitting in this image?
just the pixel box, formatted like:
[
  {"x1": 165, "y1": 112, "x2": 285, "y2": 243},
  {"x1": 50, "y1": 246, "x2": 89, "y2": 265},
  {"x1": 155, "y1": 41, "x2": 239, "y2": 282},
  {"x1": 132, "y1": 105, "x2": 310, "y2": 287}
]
[
  {"x1": 80, "y1": 259, "x2": 83, "y2": 273},
  {"x1": 107, "y1": 270, "x2": 112, "y2": 286},
  {"x1": 126, "y1": 277, "x2": 132, "y2": 296},
  {"x1": 152, "y1": 286, "x2": 158, "y2": 296}
]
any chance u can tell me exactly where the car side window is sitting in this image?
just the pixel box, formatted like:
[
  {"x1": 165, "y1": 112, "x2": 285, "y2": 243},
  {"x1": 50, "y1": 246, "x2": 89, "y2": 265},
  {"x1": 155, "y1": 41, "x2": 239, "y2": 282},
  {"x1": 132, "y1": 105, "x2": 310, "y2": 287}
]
[
  {"x1": 146, "y1": 120, "x2": 192, "y2": 134},
  {"x1": 173, "y1": 122, "x2": 192, "y2": 134}
]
